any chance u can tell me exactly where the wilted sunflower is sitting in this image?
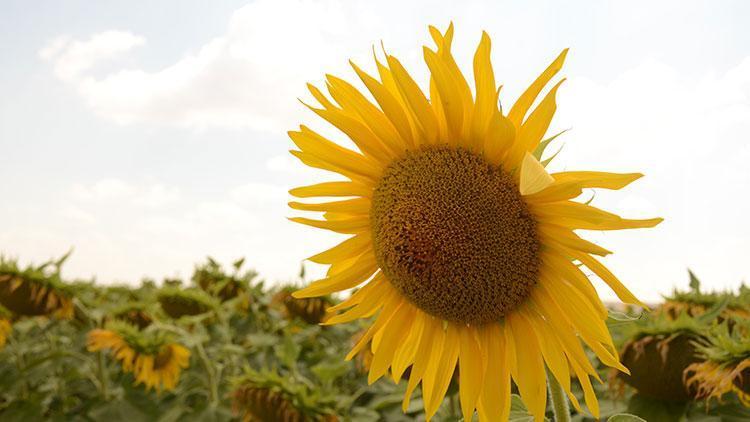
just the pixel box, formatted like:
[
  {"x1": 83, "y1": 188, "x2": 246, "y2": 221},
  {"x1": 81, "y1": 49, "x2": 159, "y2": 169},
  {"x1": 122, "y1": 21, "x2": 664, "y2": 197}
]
[
  {"x1": 87, "y1": 321, "x2": 190, "y2": 392},
  {"x1": 616, "y1": 311, "x2": 705, "y2": 402},
  {"x1": 659, "y1": 272, "x2": 750, "y2": 321},
  {"x1": 232, "y1": 370, "x2": 338, "y2": 422},
  {"x1": 112, "y1": 302, "x2": 154, "y2": 329},
  {"x1": 288, "y1": 23, "x2": 661, "y2": 421},
  {"x1": 272, "y1": 286, "x2": 333, "y2": 325},
  {"x1": 157, "y1": 287, "x2": 218, "y2": 319},
  {"x1": 0, "y1": 256, "x2": 74, "y2": 320},
  {"x1": 685, "y1": 321, "x2": 750, "y2": 407}
]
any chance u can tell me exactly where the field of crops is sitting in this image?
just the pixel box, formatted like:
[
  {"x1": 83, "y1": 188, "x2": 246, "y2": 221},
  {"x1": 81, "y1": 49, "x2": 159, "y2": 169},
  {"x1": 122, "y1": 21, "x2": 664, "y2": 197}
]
[{"x1": 1, "y1": 252, "x2": 749, "y2": 421}]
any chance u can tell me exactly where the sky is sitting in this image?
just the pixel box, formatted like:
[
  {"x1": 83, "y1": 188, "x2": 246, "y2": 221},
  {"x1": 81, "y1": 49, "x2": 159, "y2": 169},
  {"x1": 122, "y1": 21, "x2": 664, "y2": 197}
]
[{"x1": 1, "y1": 0, "x2": 749, "y2": 302}]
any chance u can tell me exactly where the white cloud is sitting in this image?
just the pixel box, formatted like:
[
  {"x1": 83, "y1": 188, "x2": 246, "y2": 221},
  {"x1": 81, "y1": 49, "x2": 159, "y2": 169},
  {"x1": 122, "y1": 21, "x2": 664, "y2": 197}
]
[
  {"x1": 39, "y1": 31, "x2": 145, "y2": 80},
  {"x1": 37, "y1": 0, "x2": 529, "y2": 131},
  {"x1": 0, "y1": 178, "x2": 332, "y2": 285}
]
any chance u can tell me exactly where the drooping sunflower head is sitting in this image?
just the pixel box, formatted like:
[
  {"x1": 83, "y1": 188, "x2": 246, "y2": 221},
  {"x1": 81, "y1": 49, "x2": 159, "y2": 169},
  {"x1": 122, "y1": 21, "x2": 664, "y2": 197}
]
[
  {"x1": 0, "y1": 256, "x2": 74, "y2": 320},
  {"x1": 616, "y1": 310, "x2": 709, "y2": 402},
  {"x1": 659, "y1": 271, "x2": 750, "y2": 321},
  {"x1": 685, "y1": 321, "x2": 750, "y2": 407},
  {"x1": 192, "y1": 256, "x2": 256, "y2": 303},
  {"x1": 111, "y1": 302, "x2": 155, "y2": 329},
  {"x1": 87, "y1": 320, "x2": 190, "y2": 393},
  {"x1": 231, "y1": 369, "x2": 338, "y2": 422},
  {"x1": 272, "y1": 285, "x2": 333, "y2": 325},
  {"x1": 157, "y1": 287, "x2": 218, "y2": 319},
  {"x1": 288, "y1": 23, "x2": 661, "y2": 421}
]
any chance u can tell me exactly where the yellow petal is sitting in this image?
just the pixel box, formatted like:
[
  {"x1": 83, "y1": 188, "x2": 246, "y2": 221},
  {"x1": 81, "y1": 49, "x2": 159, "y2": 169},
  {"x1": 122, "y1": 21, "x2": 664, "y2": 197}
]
[
  {"x1": 386, "y1": 54, "x2": 439, "y2": 144},
  {"x1": 533, "y1": 200, "x2": 663, "y2": 231},
  {"x1": 368, "y1": 304, "x2": 416, "y2": 384},
  {"x1": 553, "y1": 171, "x2": 643, "y2": 190},
  {"x1": 326, "y1": 74, "x2": 405, "y2": 156},
  {"x1": 471, "y1": 32, "x2": 497, "y2": 150},
  {"x1": 483, "y1": 108, "x2": 515, "y2": 166},
  {"x1": 458, "y1": 325, "x2": 484, "y2": 422},
  {"x1": 347, "y1": 296, "x2": 404, "y2": 360},
  {"x1": 289, "y1": 197, "x2": 370, "y2": 214},
  {"x1": 307, "y1": 233, "x2": 372, "y2": 265},
  {"x1": 308, "y1": 107, "x2": 394, "y2": 165},
  {"x1": 327, "y1": 272, "x2": 385, "y2": 313},
  {"x1": 517, "y1": 79, "x2": 565, "y2": 152},
  {"x1": 508, "y1": 312, "x2": 547, "y2": 422},
  {"x1": 289, "y1": 181, "x2": 373, "y2": 199},
  {"x1": 324, "y1": 281, "x2": 395, "y2": 325},
  {"x1": 424, "y1": 46, "x2": 465, "y2": 142},
  {"x1": 541, "y1": 252, "x2": 608, "y2": 319},
  {"x1": 537, "y1": 223, "x2": 612, "y2": 256},
  {"x1": 425, "y1": 323, "x2": 460, "y2": 420},
  {"x1": 350, "y1": 60, "x2": 416, "y2": 149},
  {"x1": 391, "y1": 310, "x2": 425, "y2": 381},
  {"x1": 538, "y1": 273, "x2": 612, "y2": 346},
  {"x1": 289, "y1": 150, "x2": 374, "y2": 183},
  {"x1": 476, "y1": 323, "x2": 511, "y2": 422},
  {"x1": 288, "y1": 216, "x2": 369, "y2": 234},
  {"x1": 573, "y1": 250, "x2": 647, "y2": 308},
  {"x1": 520, "y1": 152, "x2": 554, "y2": 195},
  {"x1": 508, "y1": 49, "x2": 568, "y2": 127},
  {"x1": 403, "y1": 316, "x2": 440, "y2": 411},
  {"x1": 292, "y1": 253, "x2": 377, "y2": 298}
]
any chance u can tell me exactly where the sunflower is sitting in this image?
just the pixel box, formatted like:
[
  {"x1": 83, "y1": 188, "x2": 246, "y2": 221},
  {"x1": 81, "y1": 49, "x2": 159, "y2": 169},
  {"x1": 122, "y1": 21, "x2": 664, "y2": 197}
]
[
  {"x1": 157, "y1": 287, "x2": 218, "y2": 319},
  {"x1": 0, "y1": 256, "x2": 74, "y2": 320},
  {"x1": 659, "y1": 280, "x2": 750, "y2": 322},
  {"x1": 112, "y1": 302, "x2": 154, "y2": 329},
  {"x1": 192, "y1": 256, "x2": 255, "y2": 304},
  {"x1": 272, "y1": 286, "x2": 333, "y2": 325},
  {"x1": 232, "y1": 369, "x2": 339, "y2": 422},
  {"x1": 288, "y1": 24, "x2": 661, "y2": 421},
  {"x1": 87, "y1": 321, "x2": 191, "y2": 393},
  {"x1": 685, "y1": 321, "x2": 750, "y2": 407}
]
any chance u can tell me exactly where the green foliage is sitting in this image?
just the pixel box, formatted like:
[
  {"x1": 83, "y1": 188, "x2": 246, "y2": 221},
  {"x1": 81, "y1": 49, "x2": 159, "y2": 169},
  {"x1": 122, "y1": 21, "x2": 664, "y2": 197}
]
[{"x1": 2, "y1": 253, "x2": 750, "y2": 421}]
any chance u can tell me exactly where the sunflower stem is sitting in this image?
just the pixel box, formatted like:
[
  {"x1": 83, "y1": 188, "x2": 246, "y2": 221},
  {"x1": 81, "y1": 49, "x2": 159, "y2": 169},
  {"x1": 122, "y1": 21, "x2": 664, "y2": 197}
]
[
  {"x1": 547, "y1": 367, "x2": 571, "y2": 422},
  {"x1": 97, "y1": 351, "x2": 109, "y2": 400},
  {"x1": 195, "y1": 341, "x2": 219, "y2": 405}
]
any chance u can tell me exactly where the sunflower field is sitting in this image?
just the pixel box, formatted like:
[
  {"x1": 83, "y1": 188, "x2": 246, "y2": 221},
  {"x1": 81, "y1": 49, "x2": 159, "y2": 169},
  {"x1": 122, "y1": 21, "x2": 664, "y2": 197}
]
[{"x1": 0, "y1": 251, "x2": 748, "y2": 422}]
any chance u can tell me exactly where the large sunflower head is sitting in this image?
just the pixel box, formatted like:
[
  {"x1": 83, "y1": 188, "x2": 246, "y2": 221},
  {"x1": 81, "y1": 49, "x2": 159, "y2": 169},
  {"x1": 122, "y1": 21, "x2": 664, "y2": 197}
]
[
  {"x1": 87, "y1": 320, "x2": 191, "y2": 393},
  {"x1": 288, "y1": 23, "x2": 661, "y2": 421},
  {"x1": 0, "y1": 256, "x2": 74, "y2": 320}
]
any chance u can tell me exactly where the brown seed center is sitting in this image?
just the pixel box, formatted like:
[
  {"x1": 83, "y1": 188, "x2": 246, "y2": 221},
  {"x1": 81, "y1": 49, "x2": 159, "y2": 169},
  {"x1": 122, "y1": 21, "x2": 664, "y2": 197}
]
[{"x1": 371, "y1": 146, "x2": 540, "y2": 325}]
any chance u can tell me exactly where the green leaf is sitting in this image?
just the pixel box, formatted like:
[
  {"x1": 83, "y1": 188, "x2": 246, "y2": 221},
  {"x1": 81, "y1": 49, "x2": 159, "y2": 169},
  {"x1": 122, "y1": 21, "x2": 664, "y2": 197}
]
[
  {"x1": 688, "y1": 269, "x2": 701, "y2": 292},
  {"x1": 311, "y1": 359, "x2": 351, "y2": 384},
  {"x1": 509, "y1": 394, "x2": 548, "y2": 422},
  {"x1": 696, "y1": 295, "x2": 730, "y2": 324},
  {"x1": 626, "y1": 393, "x2": 687, "y2": 422},
  {"x1": 275, "y1": 336, "x2": 301, "y2": 368}
]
